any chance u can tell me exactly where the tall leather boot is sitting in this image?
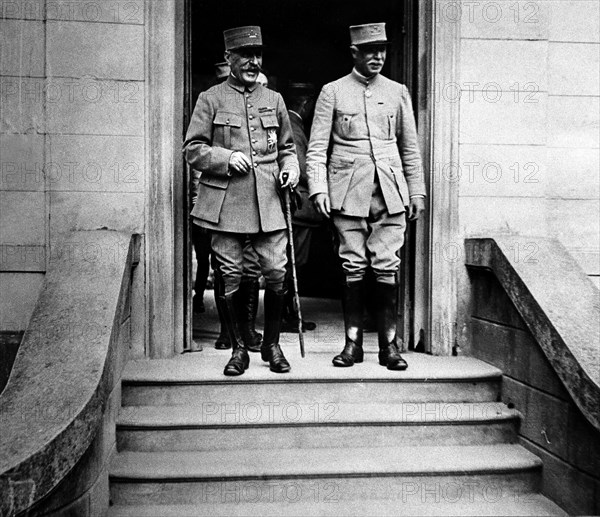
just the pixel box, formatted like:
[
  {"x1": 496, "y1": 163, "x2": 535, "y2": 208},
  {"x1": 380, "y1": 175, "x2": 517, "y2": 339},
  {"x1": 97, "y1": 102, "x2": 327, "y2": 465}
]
[
  {"x1": 213, "y1": 270, "x2": 231, "y2": 350},
  {"x1": 375, "y1": 282, "x2": 408, "y2": 371},
  {"x1": 333, "y1": 280, "x2": 365, "y2": 367},
  {"x1": 237, "y1": 277, "x2": 262, "y2": 352},
  {"x1": 219, "y1": 288, "x2": 250, "y2": 376},
  {"x1": 260, "y1": 287, "x2": 291, "y2": 373}
]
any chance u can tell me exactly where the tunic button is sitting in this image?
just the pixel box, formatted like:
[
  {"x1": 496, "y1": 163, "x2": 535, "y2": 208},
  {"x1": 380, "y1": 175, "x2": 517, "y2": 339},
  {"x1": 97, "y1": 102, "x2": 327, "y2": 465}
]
[
  {"x1": 251, "y1": 127, "x2": 256, "y2": 132},
  {"x1": 248, "y1": 115, "x2": 254, "y2": 120},
  {"x1": 253, "y1": 151, "x2": 257, "y2": 156}
]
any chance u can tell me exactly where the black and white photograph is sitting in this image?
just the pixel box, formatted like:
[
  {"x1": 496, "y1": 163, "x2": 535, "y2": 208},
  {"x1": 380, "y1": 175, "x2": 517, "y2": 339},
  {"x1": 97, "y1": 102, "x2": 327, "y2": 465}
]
[{"x1": 0, "y1": 0, "x2": 599, "y2": 515}]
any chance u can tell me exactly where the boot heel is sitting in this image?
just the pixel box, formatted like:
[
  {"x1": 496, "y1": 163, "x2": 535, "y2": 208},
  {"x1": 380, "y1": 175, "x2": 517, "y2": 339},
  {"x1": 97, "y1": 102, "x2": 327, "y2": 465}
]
[
  {"x1": 224, "y1": 348, "x2": 250, "y2": 376},
  {"x1": 379, "y1": 346, "x2": 408, "y2": 370},
  {"x1": 332, "y1": 341, "x2": 363, "y2": 367}
]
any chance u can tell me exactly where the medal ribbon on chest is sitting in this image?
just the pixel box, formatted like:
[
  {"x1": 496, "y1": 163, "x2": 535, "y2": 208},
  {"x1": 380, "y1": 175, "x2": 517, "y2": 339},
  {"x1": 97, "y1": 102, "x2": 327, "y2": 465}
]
[{"x1": 267, "y1": 129, "x2": 277, "y2": 153}]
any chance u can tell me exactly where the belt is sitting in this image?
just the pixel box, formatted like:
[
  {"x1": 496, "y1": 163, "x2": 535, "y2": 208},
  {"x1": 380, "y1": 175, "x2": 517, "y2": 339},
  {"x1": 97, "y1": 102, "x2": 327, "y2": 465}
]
[{"x1": 331, "y1": 149, "x2": 400, "y2": 162}]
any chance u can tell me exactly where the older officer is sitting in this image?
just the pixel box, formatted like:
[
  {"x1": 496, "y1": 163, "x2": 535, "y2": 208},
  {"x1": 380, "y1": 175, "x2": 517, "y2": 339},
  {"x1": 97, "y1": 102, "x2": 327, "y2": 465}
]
[
  {"x1": 184, "y1": 26, "x2": 299, "y2": 376},
  {"x1": 192, "y1": 61, "x2": 263, "y2": 354},
  {"x1": 214, "y1": 61, "x2": 263, "y2": 354},
  {"x1": 306, "y1": 22, "x2": 426, "y2": 370}
]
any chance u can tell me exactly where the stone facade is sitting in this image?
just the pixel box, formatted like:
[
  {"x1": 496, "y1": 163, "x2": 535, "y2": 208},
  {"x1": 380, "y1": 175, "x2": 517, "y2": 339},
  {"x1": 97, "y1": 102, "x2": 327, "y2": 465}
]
[
  {"x1": 1, "y1": 0, "x2": 598, "y2": 351},
  {"x1": 0, "y1": 1, "x2": 146, "y2": 356},
  {"x1": 455, "y1": 0, "x2": 599, "y2": 287}
]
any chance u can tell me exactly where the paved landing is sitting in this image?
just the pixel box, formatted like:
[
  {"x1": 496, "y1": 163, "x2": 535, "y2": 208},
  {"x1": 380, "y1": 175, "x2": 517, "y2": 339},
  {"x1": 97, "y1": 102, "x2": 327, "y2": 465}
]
[
  {"x1": 125, "y1": 294, "x2": 499, "y2": 383},
  {"x1": 124, "y1": 351, "x2": 500, "y2": 384}
]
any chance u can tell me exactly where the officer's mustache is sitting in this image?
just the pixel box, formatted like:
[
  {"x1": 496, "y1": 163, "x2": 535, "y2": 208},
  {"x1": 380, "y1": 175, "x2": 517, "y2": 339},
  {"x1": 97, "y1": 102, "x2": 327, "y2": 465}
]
[{"x1": 243, "y1": 63, "x2": 262, "y2": 73}]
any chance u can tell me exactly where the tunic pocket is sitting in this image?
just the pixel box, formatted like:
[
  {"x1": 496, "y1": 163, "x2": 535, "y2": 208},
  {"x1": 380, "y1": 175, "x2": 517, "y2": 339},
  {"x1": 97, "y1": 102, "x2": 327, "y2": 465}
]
[
  {"x1": 334, "y1": 111, "x2": 359, "y2": 138},
  {"x1": 390, "y1": 163, "x2": 409, "y2": 207},
  {"x1": 386, "y1": 112, "x2": 396, "y2": 139},
  {"x1": 260, "y1": 114, "x2": 279, "y2": 153},
  {"x1": 199, "y1": 174, "x2": 229, "y2": 190},
  {"x1": 328, "y1": 157, "x2": 355, "y2": 211},
  {"x1": 213, "y1": 111, "x2": 242, "y2": 149},
  {"x1": 374, "y1": 110, "x2": 396, "y2": 140}
]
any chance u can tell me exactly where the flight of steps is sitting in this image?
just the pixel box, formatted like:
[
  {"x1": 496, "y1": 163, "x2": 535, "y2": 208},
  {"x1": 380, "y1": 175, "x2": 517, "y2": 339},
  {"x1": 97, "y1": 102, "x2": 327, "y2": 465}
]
[{"x1": 107, "y1": 350, "x2": 566, "y2": 516}]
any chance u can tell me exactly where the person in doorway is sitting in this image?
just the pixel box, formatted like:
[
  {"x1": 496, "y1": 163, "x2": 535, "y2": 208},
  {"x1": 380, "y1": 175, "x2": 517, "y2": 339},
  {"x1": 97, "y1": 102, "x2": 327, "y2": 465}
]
[
  {"x1": 184, "y1": 26, "x2": 299, "y2": 376},
  {"x1": 191, "y1": 61, "x2": 263, "y2": 354},
  {"x1": 257, "y1": 71, "x2": 269, "y2": 87},
  {"x1": 306, "y1": 22, "x2": 426, "y2": 370},
  {"x1": 191, "y1": 169, "x2": 211, "y2": 316},
  {"x1": 281, "y1": 83, "x2": 321, "y2": 333}
]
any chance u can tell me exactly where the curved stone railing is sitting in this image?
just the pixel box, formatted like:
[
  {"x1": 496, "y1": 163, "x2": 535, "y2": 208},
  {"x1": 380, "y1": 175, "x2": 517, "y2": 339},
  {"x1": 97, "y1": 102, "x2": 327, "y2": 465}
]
[
  {"x1": 0, "y1": 231, "x2": 139, "y2": 516},
  {"x1": 465, "y1": 236, "x2": 600, "y2": 432}
]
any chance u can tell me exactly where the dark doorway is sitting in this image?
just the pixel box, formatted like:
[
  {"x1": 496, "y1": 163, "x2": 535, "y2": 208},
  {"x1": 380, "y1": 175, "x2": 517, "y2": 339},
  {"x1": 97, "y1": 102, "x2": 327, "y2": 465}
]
[
  {"x1": 189, "y1": 0, "x2": 416, "y2": 97},
  {"x1": 184, "y1": 0, "x2": 420, "y2": 347}
]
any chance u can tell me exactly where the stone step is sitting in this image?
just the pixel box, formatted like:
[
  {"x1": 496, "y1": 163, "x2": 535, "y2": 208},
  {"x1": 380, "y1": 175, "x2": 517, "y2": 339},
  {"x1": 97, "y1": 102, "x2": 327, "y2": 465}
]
[
  {"x1": 122, "y1": 353, "x2": 503, "y2": 406},
  {"x1": 108, "y1": 492, "x2": 567, "y2": 517},
  {"x1": 116, "y1": 402, "x2": 520, "y2": 452},
  {"x1": 109, "y1": 444, "x2": 542, "y2": 506}
]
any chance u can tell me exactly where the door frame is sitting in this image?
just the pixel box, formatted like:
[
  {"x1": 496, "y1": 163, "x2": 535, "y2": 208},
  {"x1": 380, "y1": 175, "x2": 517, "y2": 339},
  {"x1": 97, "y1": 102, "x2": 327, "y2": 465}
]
[
  {"x1": 144, "y1": 0, "x2": 459, "y2": 358},
  {"x1": 417, "y1": 0, "x2": 460, "y2": 356},
  {"x1": 145, "y1": 0, "x2": 187, "y2": 357}
]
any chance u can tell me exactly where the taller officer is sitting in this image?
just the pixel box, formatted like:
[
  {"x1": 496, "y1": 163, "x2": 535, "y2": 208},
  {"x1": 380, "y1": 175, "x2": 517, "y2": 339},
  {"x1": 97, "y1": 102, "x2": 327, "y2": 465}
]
[
  {"x1": 184, "y1": 26, "x2": 299, "y2": 376},
  {"x1": 306, "y1": 22, "x2": 426, "y2": 371}
]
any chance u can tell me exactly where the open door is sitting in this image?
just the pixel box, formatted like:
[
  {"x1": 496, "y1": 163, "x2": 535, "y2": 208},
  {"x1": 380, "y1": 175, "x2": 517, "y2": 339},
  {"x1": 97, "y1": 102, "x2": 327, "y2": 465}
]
[{"x1": 183, "y1": 0, "x2": 424, "y2": 351}]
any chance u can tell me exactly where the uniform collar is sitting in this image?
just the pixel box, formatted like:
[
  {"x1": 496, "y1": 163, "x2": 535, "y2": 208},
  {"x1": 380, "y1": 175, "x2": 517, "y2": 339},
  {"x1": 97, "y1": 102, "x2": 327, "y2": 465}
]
[
  {"x1": 226, "y1": 73, "x2": 259, "y2": 93},
  {"x1": 351, "y1": 67, "x2": 380, "y2": 86}
]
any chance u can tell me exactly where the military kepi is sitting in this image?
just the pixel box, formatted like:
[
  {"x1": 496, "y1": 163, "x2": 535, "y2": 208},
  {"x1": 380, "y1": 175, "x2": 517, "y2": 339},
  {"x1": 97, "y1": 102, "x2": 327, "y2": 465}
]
[
  {"x1": 224, "y1": 26, "x2": 263, "y2": 51},
  {"x1": 349, "y1": 22, "x2": 388, "y2": 46}
]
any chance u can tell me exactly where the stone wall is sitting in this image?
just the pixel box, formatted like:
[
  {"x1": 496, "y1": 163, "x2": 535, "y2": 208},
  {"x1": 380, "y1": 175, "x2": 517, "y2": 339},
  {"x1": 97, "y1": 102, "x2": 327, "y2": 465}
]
[
  {"x1": 0, "y1": 0, "x2": 146, "y2": 352},
  {"x1": 0, "y1": 231, "x2": 137, "y2": 516},
  {"x1": 454, "y1": 0, "x2": 599, "y2": 287},
  {"x1": 469, "y1": 268, "x2": 600, "y2": 515}
]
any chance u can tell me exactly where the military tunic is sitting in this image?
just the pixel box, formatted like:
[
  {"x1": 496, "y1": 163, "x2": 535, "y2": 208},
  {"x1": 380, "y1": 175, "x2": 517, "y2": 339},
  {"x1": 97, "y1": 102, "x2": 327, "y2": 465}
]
[
  {"x1": 184, "y1": 75, "x2": 299, "y2": 234},
  {"x1": 306, "y1": 69, "x2": 425, "y2": 282},
  {"x1": 306, "y1": 69, "x2": 425, "y2": 212}
]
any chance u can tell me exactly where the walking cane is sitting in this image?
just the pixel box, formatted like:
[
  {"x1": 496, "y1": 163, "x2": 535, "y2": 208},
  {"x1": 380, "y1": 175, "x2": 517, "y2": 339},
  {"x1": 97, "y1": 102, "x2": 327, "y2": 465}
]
[{"x1": 282, "y1": 172, "x2": 305, "y2": 358}]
